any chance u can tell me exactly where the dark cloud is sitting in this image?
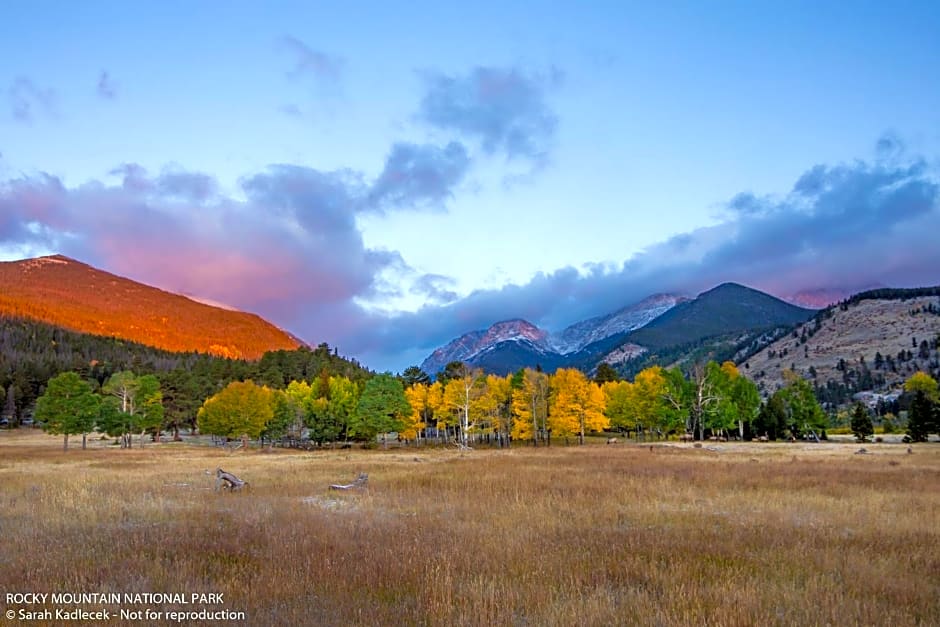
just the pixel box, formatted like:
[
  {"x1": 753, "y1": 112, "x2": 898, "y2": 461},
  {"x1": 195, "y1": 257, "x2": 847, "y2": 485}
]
[
  {"x1": 279, "y1": 35, "x2": 343, "y2": 83},
  {"x1": 8, "y1": 77, "x2": 56, "y2": 122},
  {"x1": 418, "y1": 66, "x2": 558, "y2": 165},
  {"x1": 367, "y1": 141, "x2": 470, "y2": 212},
  {"x1": 97, "y1": 71, "x2": 117, "y2": 100}
]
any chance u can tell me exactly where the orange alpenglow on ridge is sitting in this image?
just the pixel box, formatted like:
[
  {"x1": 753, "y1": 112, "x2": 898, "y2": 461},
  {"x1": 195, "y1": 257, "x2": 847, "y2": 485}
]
[{"x1": 0, "y1": 255, "x2": 301, "y2": 359}]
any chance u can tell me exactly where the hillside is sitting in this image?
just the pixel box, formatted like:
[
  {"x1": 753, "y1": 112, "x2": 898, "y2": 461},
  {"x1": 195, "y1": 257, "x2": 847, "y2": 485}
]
[
  {"x1": 549, "y1": 294, "x2": 685, "y2": 354},
  {"x1": 420, "y1": 319, "x2": 555, "y2": 375},
  {"x1": 570, "y1": 283, "x2": 816, "y2": 374},
  {"x1": 0, "y1": 255, "x2": 301, "y2": 359},
  {"x1": 744, "y1": 290, "x2": 940, "y2": 398},
  {"x1": 628, "y1": 283, "x2": 815, "y2": 350}
]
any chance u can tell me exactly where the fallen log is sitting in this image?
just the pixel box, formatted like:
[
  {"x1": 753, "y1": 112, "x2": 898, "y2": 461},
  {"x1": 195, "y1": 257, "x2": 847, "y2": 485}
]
[
  {"x1": 215, "y1": 468, "x2": 249, "y2": 492},
  {"x1": 329, "y1": 472, "x2": 368, "y2": 491}
]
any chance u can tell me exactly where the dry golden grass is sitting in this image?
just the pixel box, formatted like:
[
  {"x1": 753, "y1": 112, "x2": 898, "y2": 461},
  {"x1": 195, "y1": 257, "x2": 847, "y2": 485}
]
[{"x1": 1, "y1": 431, "x2": 938, "y2": 626}]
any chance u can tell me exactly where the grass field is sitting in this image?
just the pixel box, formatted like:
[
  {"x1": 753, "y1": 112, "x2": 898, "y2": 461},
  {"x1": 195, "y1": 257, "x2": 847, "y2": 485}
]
[{"x1": 0, "y1": 431, "x2": 938, "y2": 626}]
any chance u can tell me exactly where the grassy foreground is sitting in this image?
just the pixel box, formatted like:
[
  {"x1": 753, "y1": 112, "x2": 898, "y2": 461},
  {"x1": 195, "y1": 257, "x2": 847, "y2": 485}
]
[{"x1": 0, "y1": 432, "x2": 938, "y2": 626}]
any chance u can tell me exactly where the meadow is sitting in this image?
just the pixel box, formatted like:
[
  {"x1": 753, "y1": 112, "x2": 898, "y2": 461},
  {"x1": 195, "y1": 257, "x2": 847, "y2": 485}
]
[{"x1": 0, "y1": 431, "x2": 937, "y2": 626}]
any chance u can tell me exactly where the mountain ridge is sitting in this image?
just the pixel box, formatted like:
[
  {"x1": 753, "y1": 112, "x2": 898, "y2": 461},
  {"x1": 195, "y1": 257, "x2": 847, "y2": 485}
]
[
  {"x1": 0, "y1": 254, "x2": 302, "y2": 359},
  {"x1": 421, "y1": 283, "x2": 818, "y2": 376}
]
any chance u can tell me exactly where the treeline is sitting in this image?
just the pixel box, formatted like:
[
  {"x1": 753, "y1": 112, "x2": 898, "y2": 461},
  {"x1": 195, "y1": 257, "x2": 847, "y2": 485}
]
[
  {"x1": 30, "y1": 359, "x2": 806, "y2": 449},
  {"x1": 0, "y1": 315, "x2": 371, "y2": 430},
  {"x1": 844, "y1": 286, "x2": 940, "y2": 307}
]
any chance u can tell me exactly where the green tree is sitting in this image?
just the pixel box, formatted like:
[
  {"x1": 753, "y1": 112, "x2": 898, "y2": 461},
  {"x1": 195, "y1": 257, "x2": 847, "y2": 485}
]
[
  {"x1": 400, "y1": 366, "x2": 431, "y2": 387},
  {"x1": 158, "y1": 368, "x2": 201, "y2": 440},
  {"x1": 306, "y1": 375, "x2": 360, "y2": 444},
  {"x1": 350, "y1": 373, "x2": 411, "y2": 447},
  {"x1": 754, "y1": 392, "x2": 788, "y2": 440},
  {"x1": 661, "y1": 367, "x2": 693, "y2": 435},
  {"x1": 850, "y1": 402, "x2": 874, "y2": 443},
  {"x1": 907, "y1": 390, "x2": 934, "y2": 442},
  {"x1": 197, "y1": 380, "x2": 274, "y2": 441},
  {"x1": 778, "y1": 371, "x2": 827, "y2": 438},
  {"x1": 262, "y1": 390, "x2": 295, "y2": 443},
  {"x1": 593, "y1": 363, "x2": 620, "y2": 384},
  {"x1": 437, "y1": 361, "x2": 468, "y2": 384},
  {"x1": 35, "y1": 372, "x2": 100, "y2": 450},
  {"x1": 99, "y1": 372, "x2": 164, "y2": 448}
]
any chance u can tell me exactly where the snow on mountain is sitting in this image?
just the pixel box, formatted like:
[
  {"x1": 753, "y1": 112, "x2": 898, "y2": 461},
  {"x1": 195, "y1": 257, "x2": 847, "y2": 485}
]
[
  {"x1": 420, "y1": 319, "x2": 550, "y2": 374},
  {"x1": 549, "y1": 294, "x2": 686, "y2": 354}
]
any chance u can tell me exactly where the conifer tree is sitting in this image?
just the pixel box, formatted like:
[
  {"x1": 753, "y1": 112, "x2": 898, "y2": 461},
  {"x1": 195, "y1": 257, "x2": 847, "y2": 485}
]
[{"x1": 850, "y1": 402, "x2": 873, "y2": 443}]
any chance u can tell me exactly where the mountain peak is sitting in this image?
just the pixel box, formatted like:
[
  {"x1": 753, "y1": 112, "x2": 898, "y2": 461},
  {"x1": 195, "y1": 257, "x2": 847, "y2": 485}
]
[
  {"x1": 0, "y1": 254, "x2": 301, "y2": 359},
  {"x1": 550, "y1": 293, "x2": 686, "y2": 354},
  {"x1": 420, "y1": 318, "x2": 549, "y2": 374}
]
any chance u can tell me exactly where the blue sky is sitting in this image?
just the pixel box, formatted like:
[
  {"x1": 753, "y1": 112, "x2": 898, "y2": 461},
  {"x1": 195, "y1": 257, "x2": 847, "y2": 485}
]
[{"x1": 2, "y1": 1, "x2": 939, "y2": 371}]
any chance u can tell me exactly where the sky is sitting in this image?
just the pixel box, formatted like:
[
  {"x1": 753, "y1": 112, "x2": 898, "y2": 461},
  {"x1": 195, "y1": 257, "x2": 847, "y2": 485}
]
[{"x1": 2, "y1": 1, "x2": 939, "y2": 372}]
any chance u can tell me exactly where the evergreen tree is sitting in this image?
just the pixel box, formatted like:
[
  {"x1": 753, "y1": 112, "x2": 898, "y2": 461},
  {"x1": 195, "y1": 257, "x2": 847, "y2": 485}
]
[
  {"x1": 850, "y1": 402, "x2": 873, "y2": 443},
  {"x1": 907, "y1": 391, "x2": 933, "y2": 442},
  {"x1": 754, "y1": 392, "x2": 787, "y2": 440},
  {"x1": 400, "y1": 366, "x2": 431, "y2": 387},
  {"x1": 593, "y1": 363, "x2": 620, "y2": 384},
  {"x1": 350, "y1": 373, "x2": 411, "y2": 447}
]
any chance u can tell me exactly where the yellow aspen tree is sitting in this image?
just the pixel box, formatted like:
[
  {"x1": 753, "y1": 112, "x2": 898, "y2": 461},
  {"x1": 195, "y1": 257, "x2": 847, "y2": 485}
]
[
  {"x1": 442, "y1": 365, "x2": 483, "y2": 445},
  {"x1": 549, "y1": 368, "x2": 608, "y2": 444},
  {"x1": 511, "y1": 368, "x2": 549, "y2": 445},
  {"x1": 475, "y1": 374, "x2": 512, "y2": 444},
  {"x1": 632, "y1": 366, "x2": 668, "y2": 432},
  {"x1": 403, "y1": 382, "x2": 429, "y2": 441}
]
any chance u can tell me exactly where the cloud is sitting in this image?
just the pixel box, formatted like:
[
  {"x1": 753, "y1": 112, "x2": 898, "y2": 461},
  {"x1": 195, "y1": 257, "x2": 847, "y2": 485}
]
[
  {"x1": 345, "y1": 140, "x2": 940, "y2": 369},
  {"x1": 97, "y1": 71, "x2": 117, "y2": 100},
  {"x1": 367, "y1": 141, "x2": 470, "y2": 212},
  {"x1": 409, "y1": 273, "x2": 459, "y2": 304},
  {"x1": 8, "y1": 77, "x2": 56, "y2": 123},
  {"x1": 279, "y1": 35, "x2": 343, "y2": 83},
  {"x1": 157, "y1": 170, "x2": 216, "y2": 202},
  {"x1": 417, "y1": 66, "x2": 559, "y2": 165},
  {"x1": 2, "y1": 138, "x2": 937, "y2": 373}
]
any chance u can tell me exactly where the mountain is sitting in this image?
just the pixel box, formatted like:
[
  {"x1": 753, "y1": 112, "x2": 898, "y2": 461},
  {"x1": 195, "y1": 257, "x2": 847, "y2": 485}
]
[
  {"x1": 421, "y1": 284, "x2": 818, "y2": 377},
  {"x1": 420, "y1": 293, "x2": 687, "y2": 375},
  {"x1": 744, "y1": 287, "x2": 940, "y2": 400},
  {"x1": 420, "y1": 319, "x2": 557, "y2": 375},
  {"x1": 549, "y1": 294, "x2": 686, "y2": 354},
  {"x1": 627, "y1": 283, "x2": 815, "y2": 350},
  {"x1": 0, "y1": 255, "x2": 301, "y2": 359},
  {"x1": 568, "y1": 283, "x2": 817, "y2": 374}
]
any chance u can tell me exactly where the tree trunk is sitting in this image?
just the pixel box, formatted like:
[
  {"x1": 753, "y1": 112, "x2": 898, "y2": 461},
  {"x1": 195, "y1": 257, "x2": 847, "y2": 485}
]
[
  {"x1": 82, "y1": 432, "x2": 87, "y2": 450},
  {"x1": 63, "y1": 433, "x2": 69, "y2": 451}
]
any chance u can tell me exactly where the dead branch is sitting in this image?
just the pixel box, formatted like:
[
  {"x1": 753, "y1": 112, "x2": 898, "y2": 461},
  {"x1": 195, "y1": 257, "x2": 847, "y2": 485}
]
[
  {"x1": 215, "y1": 468, "x2": 249, "y2": 492},
  {"x1": 329, "y1": 472, "x2": 368, "y2": 491}
]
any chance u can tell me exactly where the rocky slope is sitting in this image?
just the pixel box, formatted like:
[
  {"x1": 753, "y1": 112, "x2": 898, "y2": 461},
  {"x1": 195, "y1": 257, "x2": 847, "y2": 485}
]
[
  {"x1": 744, "y1": 290, "x2": 940, "y2": 396},
  {"x1": 549, "y1": 294, "x2": 686, "y2": 354}
]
